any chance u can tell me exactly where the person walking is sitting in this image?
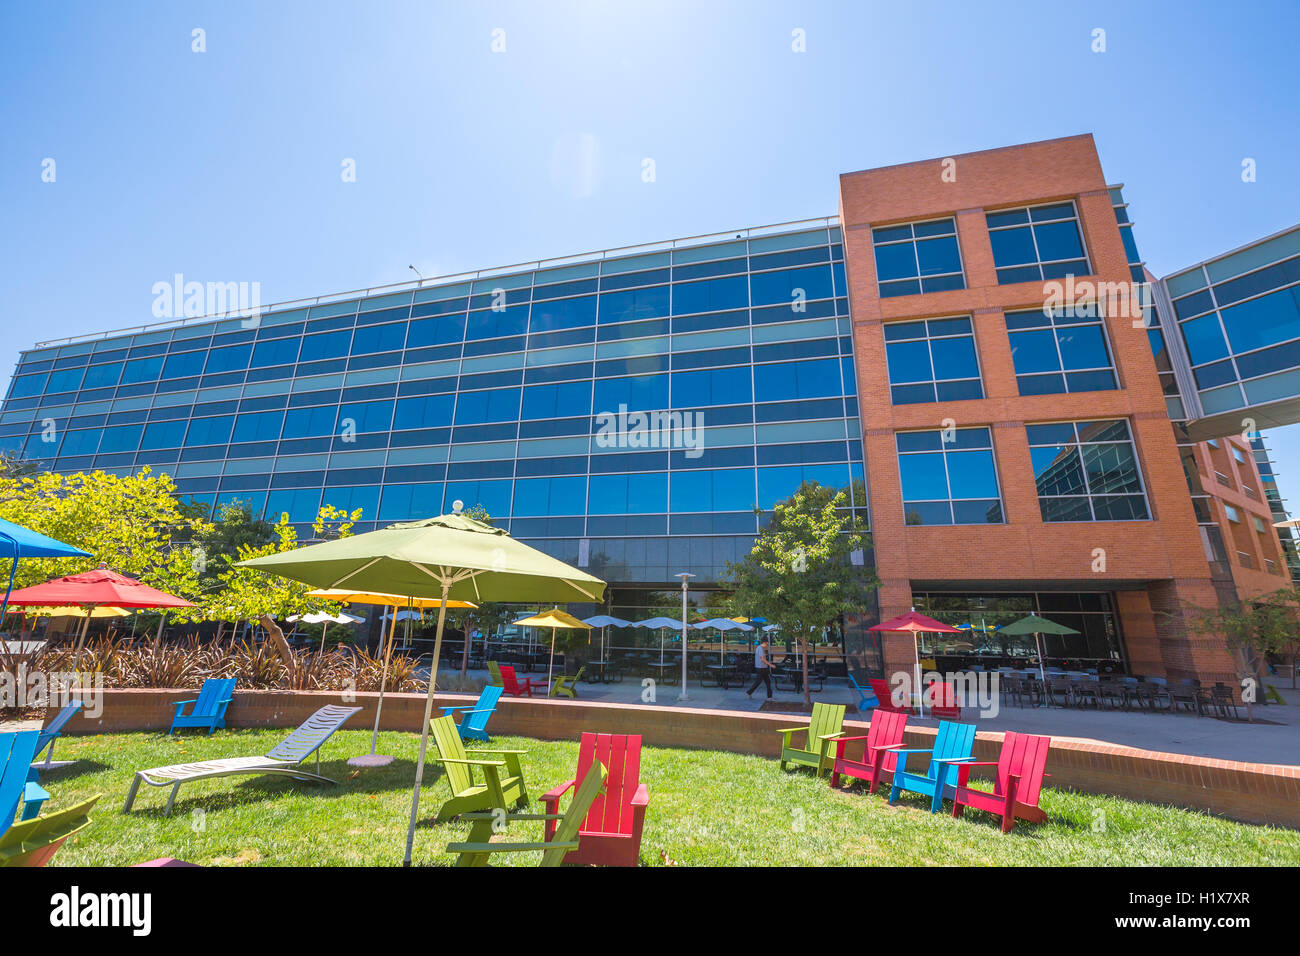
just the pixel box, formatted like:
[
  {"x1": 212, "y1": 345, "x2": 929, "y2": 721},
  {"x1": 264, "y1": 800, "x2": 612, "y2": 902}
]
[{"x1": 747, "y1": 638, "x2": 773, "y2": 698}]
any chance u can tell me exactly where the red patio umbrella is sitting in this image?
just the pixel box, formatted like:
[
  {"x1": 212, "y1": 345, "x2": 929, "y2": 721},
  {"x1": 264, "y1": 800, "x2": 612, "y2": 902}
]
[
  {"x1": 4, "y1": 564, "x2": 195, "y2": 659},
  {"x1": 869, "y1": 609, "x2": 963, "y2": 717}
]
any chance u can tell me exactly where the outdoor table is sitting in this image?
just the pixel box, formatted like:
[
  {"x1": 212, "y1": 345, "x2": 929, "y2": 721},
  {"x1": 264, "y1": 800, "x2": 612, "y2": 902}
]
[
  {"x1": 647, "y1": 661, "x2": 677, "y2": 684},
  {"x1": 585, "y1": 660, "x2": 610, "y2": 683}
]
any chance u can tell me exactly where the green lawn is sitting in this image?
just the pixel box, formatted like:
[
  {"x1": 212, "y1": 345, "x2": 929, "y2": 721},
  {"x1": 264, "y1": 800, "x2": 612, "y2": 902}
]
[{"x1": 33, "y1": 729, "x2": 1300, "y2": 866}]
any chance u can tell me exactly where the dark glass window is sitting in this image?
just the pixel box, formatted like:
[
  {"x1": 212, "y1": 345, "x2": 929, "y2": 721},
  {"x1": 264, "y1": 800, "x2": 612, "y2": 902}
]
[
  {"x1": 670, "y1": 467, "x2": 754, "y2": 513},
  {"x1": 753, "y1": 357, "x2": 841, "y2": 402},
  {"x1": 454, "y1": 388, "x2": 521, "y2": 424},
  {"x1": 393, "y1": 394, "x2": 454, "y2": 430},
  {"x1": 588, "y1": 472, "x2": 667, "y2": 514},
  {"x1": 671, "y1": 365, "x2": 752, "y2": 407},
  {"x1": 883, "y1": 316, "x2": 983, "y2": 404},
  {"x1": 529, "y1": 295, "x2": 597, "y2": 332},
  {"x1": 232, "y1": 410, "x2": 284, "y2": 443},
  {"x1": 1006, "y1": 304, "x2": 1116, "y2": 395},
  {"x1": 1027, "y1": 419, "x2": 1149, "y2": 521},
  {"x1": 522, "y1": 381, "x2": 592, "y2": 420},
  {"x1": 987, "y1": 202, "x2": 1089, "y2": 284},
  {"x1": 511, "y1": 475, "x2": 587, "y2": 516},
  {"x1": 593, "y1": 374, "x2": 669, "y2": 413},
  {"x1": 896, "y1": 427, "x2": 1003, "y2": 525},
  {"x1": 750, "y1": 265, "x2": 834, "y2": 307},
  {"x1": 250, "y1": 337, "x2": 299, "y2": 368},
  {"x1": 184, "y1": 416, "x2": 235, "y2": 447},
  {"x1": 299, "y1": 330, "x2": 352, "y2": 361},
  {"x1": 283, "y1": 405, "x2": 337, "y2": 438},
  {"x1": 872, "y1": 218, "x2": 964, "y2": 297}
]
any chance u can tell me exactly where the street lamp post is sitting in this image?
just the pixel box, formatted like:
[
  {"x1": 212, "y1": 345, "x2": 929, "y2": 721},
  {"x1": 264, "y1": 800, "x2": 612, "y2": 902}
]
[{"x1": 675, "y1": 572, "x2": 694, "y2": 701}]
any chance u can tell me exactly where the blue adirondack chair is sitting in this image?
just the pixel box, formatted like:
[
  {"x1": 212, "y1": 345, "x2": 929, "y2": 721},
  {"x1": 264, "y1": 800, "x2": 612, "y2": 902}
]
[
  {"x1": 849, "y1": 674, "x2": 878, "y2": 712},
  {"x1": 2, "y1": 732, "x2": 48, "y2": 828},
  {"x1": 169, "y1": 678, "x2": 237, "y2": 734},
  {"x1": 441, "y1": 685, "x2": 504, "y2": 742},
  {"x1": 887, "y1": 720, "x2": 977, "y2": 813},
  {"x1": 31, "y1": 699, "x2": 84, "y2": 773}
]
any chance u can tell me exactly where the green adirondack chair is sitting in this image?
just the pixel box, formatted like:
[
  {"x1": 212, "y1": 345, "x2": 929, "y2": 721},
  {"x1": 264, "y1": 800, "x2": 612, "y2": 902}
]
[
  {"x1": 447, "y1": 761, "x2": 607, "y2": 867},
  {"x1": 0, "y1": 795, "x2": 101, "y2": 867},
  {"x1": 776, "y1": 702, "x2": 846, "y2": 776},
  {"x1": 549, "y1": 666, "x2": 585, "y2": 699},
  {"x1": 427, "y1": 714, "x2": 529, "y2": 821},
  {"x1": 486, "y1": 661, "x2": 505, "y2": 687}
]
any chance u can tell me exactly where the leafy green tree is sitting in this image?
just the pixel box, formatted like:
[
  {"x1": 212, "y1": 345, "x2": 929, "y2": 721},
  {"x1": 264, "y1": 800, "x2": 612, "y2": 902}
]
[
  {"x1": 209, "y1": 505, "x2": 358, "y2": 630},
  {"x1": 724, "y1": 481, "x2": 876, "y2": 705},
  {"x1": 0, "y1": 467, "x2": 209, "y2": 616},
  {"x1": 1185, "y1": 586, "x2": 1300, "y2": 716},
  {"x1": 178, "y1": 499, "x2": 278, "y2": 594}
]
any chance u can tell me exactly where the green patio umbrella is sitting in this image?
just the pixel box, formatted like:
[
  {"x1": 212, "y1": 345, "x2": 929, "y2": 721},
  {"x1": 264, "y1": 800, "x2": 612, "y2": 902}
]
[
  {"x1": 997, "y1": 614, "x2": 1080, "y2": 685},
  {"x1": 237, "y1": 510, "x2": 605, "y2": 866}
]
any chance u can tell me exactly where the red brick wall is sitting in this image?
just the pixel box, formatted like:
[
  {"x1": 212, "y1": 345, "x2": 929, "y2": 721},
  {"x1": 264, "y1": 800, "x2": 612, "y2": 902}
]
[{"x1": 837, "y1": 135, "x2": 1236, "y2": 684}]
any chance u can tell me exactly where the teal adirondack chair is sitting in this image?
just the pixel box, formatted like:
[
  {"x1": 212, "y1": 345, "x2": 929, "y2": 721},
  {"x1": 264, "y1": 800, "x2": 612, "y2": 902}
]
[
  {"x1": 428, "y1": 714, "x2": 529, "y2": 821},
  {"x1": 31, "y1": 699, "x2": 84, "y2": 773},
  {"x1": 447, "y1": 762, "x2": 607, "y2": 867},
  {"x1": 848, "y1": 674, "x2": 878, "y2": 712},
  {"x1": 441, "y1": 685, "x2": 504, "y2": 742},
  {"x1": 887, "y1": 720, "x2": 977, "y2": 813},
  {"x1": 2, "y1": 732, "x2": 49, "y2": 827},
  {"x1": 169, "y1": 678, "x2": 236, "y2": 734},
  {"x1": 776, "y1": 702, "x2": 846, "y2": 776}
]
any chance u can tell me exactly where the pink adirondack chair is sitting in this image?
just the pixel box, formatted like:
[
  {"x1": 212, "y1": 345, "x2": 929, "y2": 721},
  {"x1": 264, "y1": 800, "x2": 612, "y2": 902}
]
[
  {"x1": 869, "y1": 677, "x2": 915, "y2": 715},
  {"x1": 830, "y1": 709, "x2": 908, "y2": 793},
  {"x1": 542, "y1": 733, "x2": 649, "y2": 866},
  {"x1": 950, "y1": 731, "x2": 1051, "y2": 833},
  {"x1": 926, "y1": 681, "x2": 962, "y2": 720},
  {"x1": 499, "y1": 664, "x2": 547, "y2": 698}
]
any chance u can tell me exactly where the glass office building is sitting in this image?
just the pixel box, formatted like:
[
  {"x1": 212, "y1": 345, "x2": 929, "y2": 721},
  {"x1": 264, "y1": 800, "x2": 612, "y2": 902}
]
[{"x1": 0, "y1": 219, "x2": 866, "y2": 595}]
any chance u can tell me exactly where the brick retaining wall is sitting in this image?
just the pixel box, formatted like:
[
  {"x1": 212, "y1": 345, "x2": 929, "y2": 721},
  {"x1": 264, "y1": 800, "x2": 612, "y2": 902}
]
[{"x1": 65, "y1": 688, "x2": 1300, "y2": 829}]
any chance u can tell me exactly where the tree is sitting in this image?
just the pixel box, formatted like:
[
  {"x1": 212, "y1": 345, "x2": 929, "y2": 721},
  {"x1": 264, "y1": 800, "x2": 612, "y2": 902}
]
[
  {"x1": 724, "y1": 481, "x2": 877, "y2": 705},
  {"x1": 208, "y1": 505, "x2": 359, "y2": 632},
  {"x1": 0, "y1": 467, "x2": 209, "y2": 619},
  {"x1": 1185, "y1": 586, "x2": 1300, "y2": 718},
  {"x1": 178, "y1": 499, "x2": 278, "y2": 595}
]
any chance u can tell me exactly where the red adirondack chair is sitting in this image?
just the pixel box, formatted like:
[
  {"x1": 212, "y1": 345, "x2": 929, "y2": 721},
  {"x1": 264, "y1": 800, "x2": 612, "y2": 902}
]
[
  {"x1": 499, "y1": 664, "x2": 547, "y2": 698},
  {"x1": 869, "y1": 677, "x2": 915, "y2": 715},
  {"x1": 926, "y1": 681, "x2": 962, "y2": 720},
  {"x1": 829, "y1": 709, "x2": 908, "y2": 793},
  {"x1": 950, "y1": 731, "x2": 1051, "y2": 833},
  {"x1": 542, "y1": 732, "x2": 649, "y2": 866}
]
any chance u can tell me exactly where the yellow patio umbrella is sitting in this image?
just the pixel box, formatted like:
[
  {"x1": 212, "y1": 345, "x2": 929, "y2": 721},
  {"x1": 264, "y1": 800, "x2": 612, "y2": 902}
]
[
  {"x1": 25, "y1": 605, "x2": 132, "y2": 618},
  {"x1": 512, "y1": 608, "x2": 591, "y2": 688},
  {"x1": 306, "y1": 588, "x2": 476, "y2": 767}
]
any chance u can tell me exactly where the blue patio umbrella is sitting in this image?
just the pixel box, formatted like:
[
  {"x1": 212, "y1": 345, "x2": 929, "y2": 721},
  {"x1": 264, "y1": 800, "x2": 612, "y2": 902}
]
[{"x1": 0, "y1": 518, "x2": 92, "y2": 624}]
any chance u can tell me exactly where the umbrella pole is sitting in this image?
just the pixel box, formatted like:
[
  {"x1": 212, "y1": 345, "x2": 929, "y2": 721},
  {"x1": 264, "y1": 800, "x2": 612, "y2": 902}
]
[
  {"x1": 1036, "y1": 632, "x2": 1046, "y2": 687},
  {"x1": 73, "y1": 611, "x2": 92, "y2": 669},
  {"x1": 319, "y1": 621, "x2": 329, "y2": 656},
  {"x1": 915, "y1": 635, "x2": 924, "y2": 718},
  {"x1": 369, "y1": 603, "x2": 400, "y2": 755},
  {"x1": 404, "y1": 580, "x2": 451, "y2": 867},
  {"x1": 547, "y1": 626, "x2": 556, "y2": 687}
]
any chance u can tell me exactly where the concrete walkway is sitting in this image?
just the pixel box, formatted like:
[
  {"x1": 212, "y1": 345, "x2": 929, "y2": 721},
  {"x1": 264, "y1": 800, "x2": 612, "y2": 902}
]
[{"x1": 443, "y1": 666, "x2": 1300, "y2": 768}]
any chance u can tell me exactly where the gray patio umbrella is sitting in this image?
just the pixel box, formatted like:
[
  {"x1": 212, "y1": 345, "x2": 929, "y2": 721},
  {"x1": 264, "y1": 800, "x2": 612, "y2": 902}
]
[
  {"x1": 692, "y1": 617, "x2": 753, "y2": 663},
  {"x1": 582, "y1": 614, "x2": 631, "y2": 670},
  {"x1": 998, "y1": 614, "x2": 1080, "y2": 685},
  {"x1": 634, "y1": 616, "x2": 684, "y2": 664}
]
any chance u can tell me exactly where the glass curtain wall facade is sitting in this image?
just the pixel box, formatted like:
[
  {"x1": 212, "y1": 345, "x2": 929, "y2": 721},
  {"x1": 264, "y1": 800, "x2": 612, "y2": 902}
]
[{"x1": 0, "y1": 220, "x2": 866, "y2": 588}]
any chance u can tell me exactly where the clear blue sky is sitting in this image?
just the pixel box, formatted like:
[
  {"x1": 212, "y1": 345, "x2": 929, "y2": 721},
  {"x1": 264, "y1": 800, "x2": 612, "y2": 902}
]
[{"x1": 1, "y1": 0, "x2": 1297, "y2": 506}]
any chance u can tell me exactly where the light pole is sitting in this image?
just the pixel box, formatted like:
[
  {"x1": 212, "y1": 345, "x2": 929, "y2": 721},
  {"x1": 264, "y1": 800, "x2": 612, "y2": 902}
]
[{"x1": 675, "y1": 572, "x2": 694, "y2": 701}]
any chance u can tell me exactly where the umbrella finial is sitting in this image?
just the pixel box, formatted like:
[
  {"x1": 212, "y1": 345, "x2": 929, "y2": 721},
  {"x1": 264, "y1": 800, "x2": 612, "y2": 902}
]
[{"x1": 452, "y1": 499, "x2": 464, "y2": 514}]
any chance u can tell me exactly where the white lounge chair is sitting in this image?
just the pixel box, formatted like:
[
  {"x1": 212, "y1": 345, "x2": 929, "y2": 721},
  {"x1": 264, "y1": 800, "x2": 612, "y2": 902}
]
[{"x1": 122, "y1": 704, "x2": 361, "y2": 815}]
